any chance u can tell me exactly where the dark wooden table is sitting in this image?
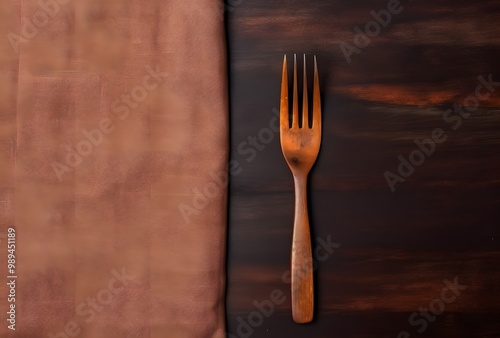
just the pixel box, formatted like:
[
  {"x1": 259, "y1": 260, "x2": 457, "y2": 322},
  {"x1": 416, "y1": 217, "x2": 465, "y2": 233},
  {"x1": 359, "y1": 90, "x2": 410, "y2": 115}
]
[{"x1": 225, "y1": 0, "x2": 500, "y2": 337}]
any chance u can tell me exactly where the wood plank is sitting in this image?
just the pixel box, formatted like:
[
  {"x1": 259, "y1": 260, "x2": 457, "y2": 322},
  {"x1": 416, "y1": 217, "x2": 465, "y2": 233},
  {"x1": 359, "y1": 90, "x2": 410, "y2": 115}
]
[{"x1": 226, "y1": 0, "x2": 500, "y2": 336}]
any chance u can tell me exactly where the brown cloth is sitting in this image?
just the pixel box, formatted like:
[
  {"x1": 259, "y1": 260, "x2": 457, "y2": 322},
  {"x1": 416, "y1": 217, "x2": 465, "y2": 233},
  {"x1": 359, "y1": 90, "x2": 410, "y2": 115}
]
[{"x1": 0, "y1": 0, "x2": 228, "y2": 337}]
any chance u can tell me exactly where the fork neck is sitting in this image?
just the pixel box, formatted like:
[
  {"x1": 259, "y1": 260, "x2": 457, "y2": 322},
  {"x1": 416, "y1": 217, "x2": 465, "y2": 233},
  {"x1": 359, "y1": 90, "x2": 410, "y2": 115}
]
[
  {"x1": 293, "y1": 173, "x2": 308, "y2": 204},
  {"x1": 292, "y1": 171, "x2": 308, "y2": 183},
  {"x1": 291, "y1": 168, "x2": 309, "y2": 182}
]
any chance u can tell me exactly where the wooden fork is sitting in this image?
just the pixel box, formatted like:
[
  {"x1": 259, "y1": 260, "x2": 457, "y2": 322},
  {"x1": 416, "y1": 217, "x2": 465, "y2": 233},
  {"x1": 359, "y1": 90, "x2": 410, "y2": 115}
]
[{"x1": 280, "y1": 54, "x2": 322, "y2": 324}]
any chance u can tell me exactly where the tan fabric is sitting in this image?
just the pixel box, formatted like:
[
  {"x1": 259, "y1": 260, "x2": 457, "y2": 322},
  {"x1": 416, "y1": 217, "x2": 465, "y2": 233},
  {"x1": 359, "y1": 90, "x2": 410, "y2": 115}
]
[{"x1": 0, "y1": 0, "x2": 228, "y2": 337}]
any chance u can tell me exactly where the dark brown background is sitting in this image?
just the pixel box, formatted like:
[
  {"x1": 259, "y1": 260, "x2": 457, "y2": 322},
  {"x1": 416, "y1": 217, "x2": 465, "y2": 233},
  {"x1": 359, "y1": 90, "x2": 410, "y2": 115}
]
[{"x1": 225, "y1": 0, "x2": 500, "y2": 337}]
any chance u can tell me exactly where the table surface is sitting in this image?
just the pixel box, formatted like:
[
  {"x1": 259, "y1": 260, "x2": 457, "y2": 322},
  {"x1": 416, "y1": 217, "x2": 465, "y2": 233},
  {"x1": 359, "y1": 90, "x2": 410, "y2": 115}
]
[{"x1": 225, "y1": 0, "x2": 500, "y2": 337}]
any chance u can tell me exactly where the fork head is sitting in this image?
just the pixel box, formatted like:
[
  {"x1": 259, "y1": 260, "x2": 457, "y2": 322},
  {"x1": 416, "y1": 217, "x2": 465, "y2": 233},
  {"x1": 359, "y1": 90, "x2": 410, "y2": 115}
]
[{"x1": 280, "y1": 54, "x2": 322, "y2": 175}]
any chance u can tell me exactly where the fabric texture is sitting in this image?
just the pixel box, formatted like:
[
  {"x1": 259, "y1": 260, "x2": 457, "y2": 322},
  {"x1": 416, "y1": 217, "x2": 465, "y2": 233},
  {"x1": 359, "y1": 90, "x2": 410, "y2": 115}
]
[{"x1": 0, "y1": 0, "x2": 228, "y2": 337}]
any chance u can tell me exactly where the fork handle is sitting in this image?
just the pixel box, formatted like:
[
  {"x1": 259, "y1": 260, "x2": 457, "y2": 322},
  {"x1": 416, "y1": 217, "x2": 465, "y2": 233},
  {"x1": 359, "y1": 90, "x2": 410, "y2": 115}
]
[{"x1": 291, "y1": 174, "x2": 314, "y2": 324}]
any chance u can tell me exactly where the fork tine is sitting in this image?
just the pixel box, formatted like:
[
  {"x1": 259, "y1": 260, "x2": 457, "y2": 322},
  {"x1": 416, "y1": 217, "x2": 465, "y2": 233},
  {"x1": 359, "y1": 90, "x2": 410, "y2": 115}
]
[
  {"x1": 312, "y1": 55, "x2": 321, "y2": 129},
  {"x1": 302, "y1": 54, "x2": 308, "y2": 128},
  {"x1": 292, "y1": 54, "x2": 299, "y2": 129},
  {"x1": 280, "y1": 55, "x2": 289, "y2": 130}
]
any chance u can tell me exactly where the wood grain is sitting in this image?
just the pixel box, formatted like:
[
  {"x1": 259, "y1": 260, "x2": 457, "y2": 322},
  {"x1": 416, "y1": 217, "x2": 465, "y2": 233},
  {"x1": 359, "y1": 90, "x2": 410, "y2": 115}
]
[{"x1": 226, "y1": 0, "x2": 500, "y2": 337}]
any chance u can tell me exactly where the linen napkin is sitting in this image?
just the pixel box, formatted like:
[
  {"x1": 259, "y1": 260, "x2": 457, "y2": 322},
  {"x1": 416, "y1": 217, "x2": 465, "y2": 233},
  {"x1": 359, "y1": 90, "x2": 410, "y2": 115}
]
[{"x1": 0, "y1": 0, "x2": 228, "y2": 337}]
